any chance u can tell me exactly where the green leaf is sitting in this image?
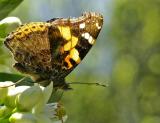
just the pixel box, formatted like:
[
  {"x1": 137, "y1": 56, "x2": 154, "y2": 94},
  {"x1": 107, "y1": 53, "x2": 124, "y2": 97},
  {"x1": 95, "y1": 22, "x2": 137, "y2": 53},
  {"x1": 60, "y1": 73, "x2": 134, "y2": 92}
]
[
  {"x1": 0, "y1": 0, "x2": 23, "y2": 20},
  {"x1": 0, "y1": 72, "x2": 23, "y2": 82},
  {"x1": 0, "y1": 118, "x2": 10, "y2": 123},
  {"x1": 0, "y1": 17, "x2": 22, "y2": 38},
  {"x1": 0, "y1": 72, "x2": 33, "y2": 86}
]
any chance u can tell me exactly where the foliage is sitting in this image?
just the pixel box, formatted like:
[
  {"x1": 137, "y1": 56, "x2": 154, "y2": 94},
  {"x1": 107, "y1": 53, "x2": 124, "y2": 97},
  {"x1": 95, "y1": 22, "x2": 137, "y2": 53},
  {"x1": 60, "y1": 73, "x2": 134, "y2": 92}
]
[
  {"x1": 0, "y1": 0, "x2": 23, "y2": 20},
  {"x1": 0, "y1": 82, "x2": 67, "y2": 123},
  {"x1": 109, "y1": 0, "x2": 160, "y2": 123},
  {"x1": 0, "y1": 0, "x2": 22, "y2": 76},
  {"x1": 0, "y1": 72, "x2": 23, "y2": 82}
]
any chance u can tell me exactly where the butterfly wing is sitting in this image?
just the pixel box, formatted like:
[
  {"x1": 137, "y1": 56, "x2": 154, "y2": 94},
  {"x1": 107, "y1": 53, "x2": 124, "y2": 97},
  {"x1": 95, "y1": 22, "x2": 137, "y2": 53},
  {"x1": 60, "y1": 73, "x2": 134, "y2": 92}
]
[
  {"x1": 46, "y1": 18, "x2": 62, "y2": 23},
  {"x1": 48, "y1": 12, "x2": 103, "y2": 78},
  {"x1": 4, "y1": 22, "x2": 53, "y2": 81},
  {"x1": 4, "y1": 12, "x2": 103, "y2": 87}
]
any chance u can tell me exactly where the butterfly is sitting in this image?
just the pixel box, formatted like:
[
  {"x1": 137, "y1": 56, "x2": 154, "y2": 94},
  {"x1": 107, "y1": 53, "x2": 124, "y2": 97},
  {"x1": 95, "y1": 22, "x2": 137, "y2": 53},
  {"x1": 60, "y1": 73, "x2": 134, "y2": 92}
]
[{"x1": 4, "y1": 12, "x2": 103, "y2": 89}]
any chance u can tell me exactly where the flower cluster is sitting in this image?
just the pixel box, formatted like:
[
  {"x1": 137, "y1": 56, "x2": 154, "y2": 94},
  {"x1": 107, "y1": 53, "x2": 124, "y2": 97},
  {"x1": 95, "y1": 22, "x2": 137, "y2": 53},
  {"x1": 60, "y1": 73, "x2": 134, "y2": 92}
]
[{"x1": 0, "y1": 81, "x2": 67, "y2": 123}]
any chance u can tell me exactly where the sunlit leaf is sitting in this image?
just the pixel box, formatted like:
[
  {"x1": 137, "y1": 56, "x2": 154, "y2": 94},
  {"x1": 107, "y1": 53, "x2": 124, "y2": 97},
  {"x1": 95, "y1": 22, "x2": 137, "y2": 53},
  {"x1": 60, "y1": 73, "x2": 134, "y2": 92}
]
[
  {"x1": 0, "y1": 72, "x2": 33, "y2": 86},
  {"x1": 0, "y1": 17, "x2": 22, "y2": 38},
  {"x1": 0, "y1": 0, "x2": 23, "y2": 20}
]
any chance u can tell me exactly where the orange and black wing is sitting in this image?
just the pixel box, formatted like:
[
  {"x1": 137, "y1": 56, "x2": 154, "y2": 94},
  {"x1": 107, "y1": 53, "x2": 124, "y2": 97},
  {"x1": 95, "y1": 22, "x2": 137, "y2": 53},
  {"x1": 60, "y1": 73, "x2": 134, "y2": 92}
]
[
  {"x1": 4, "y1": 12, "x2": 103, "y2": 85},
  {"x1": 48, "y1": 12, "x2": 103, "y2": 79}
]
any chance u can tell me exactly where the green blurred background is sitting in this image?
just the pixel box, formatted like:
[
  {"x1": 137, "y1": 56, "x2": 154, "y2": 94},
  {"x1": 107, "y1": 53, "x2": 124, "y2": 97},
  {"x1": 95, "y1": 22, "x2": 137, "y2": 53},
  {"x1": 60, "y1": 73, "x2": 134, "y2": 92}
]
[{"x1": 0, "y1": 0, "x2": 160, "y2": 123}]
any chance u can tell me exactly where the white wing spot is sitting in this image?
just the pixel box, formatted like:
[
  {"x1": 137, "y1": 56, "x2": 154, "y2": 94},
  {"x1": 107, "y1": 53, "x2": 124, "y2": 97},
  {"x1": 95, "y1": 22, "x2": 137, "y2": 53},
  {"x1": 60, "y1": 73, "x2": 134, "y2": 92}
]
[
  {"x1": 96, "y1": 22, "x2": 101, "y2": 29},
  {"x1": 81, "y1": 33, "x2": 85, "y2": 37},
  {"x1": 79, "y1": 23, "x2": 85, "y2": 29},
  {"x1": 81, "y1": 32, "x2": 95, "y2": 45},
  {"x1": 84, "y1": 32, "x2": 90, "y2": 40},
  {"x1": 88, "y1": 36, "x2": 95, "y2": 44}
]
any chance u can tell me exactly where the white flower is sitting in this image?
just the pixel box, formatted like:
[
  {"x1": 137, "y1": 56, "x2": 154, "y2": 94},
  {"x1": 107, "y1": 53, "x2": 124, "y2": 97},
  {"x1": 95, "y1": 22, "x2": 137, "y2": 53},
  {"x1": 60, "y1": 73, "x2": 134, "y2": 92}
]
[
  {"x1": 0, "y1": 81, "x2": 14, "y2": 104},
  {"x1": 10, "y1": 112, "x2": 37, "y2": 123},
  {"x1": 0, "y1": 17, "x2": 22, "y2": 25},
  {"x1": 16, "y1": 86, "x2": 43, "y2": 111},
  {"x1": 33, "y1": 83, "x2": 53, "y2": 114},
  {"x1": 45, "y1": 103, "x2": 68, "y2": 123},
  {"x1": 0, "y1": 81, "x2": 68, "y2": 123},
  {"x1": 4, "y1": 85, "x2": 30, "y2": 108}
]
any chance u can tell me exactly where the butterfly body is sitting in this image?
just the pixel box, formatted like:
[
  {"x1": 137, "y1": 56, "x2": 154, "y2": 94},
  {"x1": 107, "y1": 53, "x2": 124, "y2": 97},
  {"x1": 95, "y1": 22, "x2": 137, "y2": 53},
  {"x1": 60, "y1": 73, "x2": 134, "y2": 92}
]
[{"x1": 4, "y1": 12, "x2": 103, "y2": 89}]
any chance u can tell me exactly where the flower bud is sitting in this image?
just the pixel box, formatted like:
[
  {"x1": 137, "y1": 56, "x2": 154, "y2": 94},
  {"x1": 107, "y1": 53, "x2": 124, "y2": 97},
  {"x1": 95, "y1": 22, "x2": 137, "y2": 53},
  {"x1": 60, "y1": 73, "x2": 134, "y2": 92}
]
[
  {"x1": 40, "y1": 82, "x2": 53, "y2": 104},
  {"x1": 0, "y1": 105, "x2": 12, "y2": 118},
  {"x1": 4, "y1": 86, "x2": 30, "y2": 108},
  {"x1": 33, "y1": 83, "x2": 53, "y2": 114},
  {"x1": 0, "y1": 81, "x2": 14, "y2": 104},
  {"x1": 16, "y1": 86, "x2": 43, "y2": 111},
  {"x1": 9, "y1": 112, "x2": 37, "y2": 123},
  {"x1": 0, "y1": 17, "x2": 22, "y2": 38}
]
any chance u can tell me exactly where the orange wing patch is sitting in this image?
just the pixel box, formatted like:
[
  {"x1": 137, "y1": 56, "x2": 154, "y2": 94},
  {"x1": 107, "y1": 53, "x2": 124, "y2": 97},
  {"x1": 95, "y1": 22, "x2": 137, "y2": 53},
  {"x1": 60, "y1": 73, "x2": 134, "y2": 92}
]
[
  {"x1": 65, "y1": 48, "x2": 81, "y2": 69},
  {"x1": 58, "y1": 26, "x2": 80, "y2": 69}
]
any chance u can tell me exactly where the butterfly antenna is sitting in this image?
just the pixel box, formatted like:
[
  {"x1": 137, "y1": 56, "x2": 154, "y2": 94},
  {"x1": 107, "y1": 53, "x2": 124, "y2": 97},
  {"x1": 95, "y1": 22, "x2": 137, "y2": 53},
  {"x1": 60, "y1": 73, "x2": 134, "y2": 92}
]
[
  {"x1": 0, "y1": 77, "x2": 27, "y2": 88},
  {"x1": 68, "y1": 82, "x2": 107, "y2": 87}
]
